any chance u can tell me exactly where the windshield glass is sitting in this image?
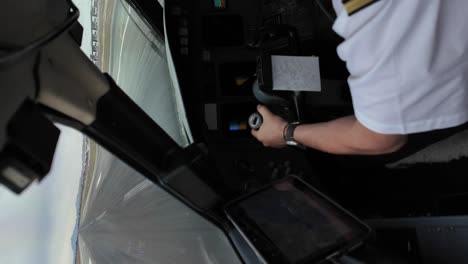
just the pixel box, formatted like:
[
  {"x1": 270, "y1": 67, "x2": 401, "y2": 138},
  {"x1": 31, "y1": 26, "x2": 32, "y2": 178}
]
[
  {"x1": 77, "y1": 0, "x2": 240, "y2": 264},
  {"x1": 98, "y1": 0, "x2": 191, "y2": 146}
]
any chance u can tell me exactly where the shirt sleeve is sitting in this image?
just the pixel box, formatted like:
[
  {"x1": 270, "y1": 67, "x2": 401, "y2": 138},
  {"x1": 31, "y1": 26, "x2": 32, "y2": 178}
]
[
  {"x1": 332, "y1": 1, "x2": 468, "y2": 135},
  {"x1": 332, "y1": 0, "x2": 406, "y2": 135}
]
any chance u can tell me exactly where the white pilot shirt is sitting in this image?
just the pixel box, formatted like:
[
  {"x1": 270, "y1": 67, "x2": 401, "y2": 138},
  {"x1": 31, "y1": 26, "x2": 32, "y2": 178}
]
[{"x1": 331, "y1": 0, "x2": 468, "y2": 134}]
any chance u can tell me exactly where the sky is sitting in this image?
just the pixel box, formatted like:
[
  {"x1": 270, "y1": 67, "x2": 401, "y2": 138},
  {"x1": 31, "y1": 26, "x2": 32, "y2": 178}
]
[
  {"x1": 0, "y1": 127, "x2": 84, "y2": 264},
  {"x1": 0, "y1": 1, "x2": 91, "y2": 263}
]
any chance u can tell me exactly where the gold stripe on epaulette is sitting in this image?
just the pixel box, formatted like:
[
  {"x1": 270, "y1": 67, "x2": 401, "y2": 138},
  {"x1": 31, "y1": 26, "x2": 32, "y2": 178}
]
[{"x1": 344, "y1": 0, "x2": 377, "y2": 15}]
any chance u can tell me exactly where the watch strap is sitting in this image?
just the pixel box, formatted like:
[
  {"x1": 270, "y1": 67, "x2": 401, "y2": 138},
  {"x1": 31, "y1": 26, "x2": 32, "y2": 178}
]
[{"x1": 283, "y1": 122, "x2": 301, "y2": 145}]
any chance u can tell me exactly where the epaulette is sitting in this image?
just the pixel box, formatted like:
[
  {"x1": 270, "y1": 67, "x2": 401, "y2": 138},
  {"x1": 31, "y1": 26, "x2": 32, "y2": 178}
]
[{"x1": 342, "y1": 0, "x2": 381, "y2": 15}]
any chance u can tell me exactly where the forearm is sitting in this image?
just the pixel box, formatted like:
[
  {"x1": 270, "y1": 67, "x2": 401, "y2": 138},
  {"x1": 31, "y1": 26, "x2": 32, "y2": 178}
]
[{"x1": 294, "y1": 115, "x2": 407, "y2": 155}]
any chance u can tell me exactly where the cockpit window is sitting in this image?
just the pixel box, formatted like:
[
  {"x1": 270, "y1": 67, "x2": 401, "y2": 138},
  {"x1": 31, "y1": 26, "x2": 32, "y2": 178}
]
[
  {"x1": 77, "y1": 1, "x2": 241, "y2": 263},
  {"x1": 96, "y1": 0, "x2": 191, "y2": 147}
]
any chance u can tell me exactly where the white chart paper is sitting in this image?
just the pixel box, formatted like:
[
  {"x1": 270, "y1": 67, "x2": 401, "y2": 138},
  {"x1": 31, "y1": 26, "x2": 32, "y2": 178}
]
[{"x1": 272, "y1": 55, "x2": 322, "y2": 92}]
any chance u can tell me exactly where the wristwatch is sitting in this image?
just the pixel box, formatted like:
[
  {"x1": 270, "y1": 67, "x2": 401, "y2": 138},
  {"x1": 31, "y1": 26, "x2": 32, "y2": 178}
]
[{"x1": 283, "y1": 122, "x2": 302, "y2": 147}]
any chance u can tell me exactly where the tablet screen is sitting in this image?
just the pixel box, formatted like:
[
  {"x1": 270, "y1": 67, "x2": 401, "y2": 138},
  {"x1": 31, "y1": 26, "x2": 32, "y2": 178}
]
[{"x1": 225, "y1": 177, "x2": 371, "y2": 263}]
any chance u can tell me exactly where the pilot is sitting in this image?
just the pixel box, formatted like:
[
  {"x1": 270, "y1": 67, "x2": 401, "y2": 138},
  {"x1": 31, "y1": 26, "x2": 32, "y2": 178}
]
[{"x1": 252, "y1": 0, "x2": 468, "y2": 157}]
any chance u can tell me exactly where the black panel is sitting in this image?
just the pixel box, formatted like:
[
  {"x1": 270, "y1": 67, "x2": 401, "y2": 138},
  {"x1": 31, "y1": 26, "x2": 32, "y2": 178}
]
[
  {"x1": 219, "y1": 62, "x2": 256, "y2": 97},
  {"x1": 203, "y1": 15, "x2": 244, "y2": 46},
  {"x1": 0, "y1": 101, "x2": 60, "y2": 193}
]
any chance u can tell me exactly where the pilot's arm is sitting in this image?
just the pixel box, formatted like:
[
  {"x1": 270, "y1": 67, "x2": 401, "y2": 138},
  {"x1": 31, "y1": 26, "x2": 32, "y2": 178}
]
[
  {"x1": 251, "y1": 105, "x2": 407, "y2": 155},
  {"x1": 253, "y1": 0, "x2": 468, "y2": 154}
]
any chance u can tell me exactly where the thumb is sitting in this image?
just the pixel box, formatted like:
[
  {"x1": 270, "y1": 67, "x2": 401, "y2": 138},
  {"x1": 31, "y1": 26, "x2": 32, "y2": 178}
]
[{"x1": 257, "y1": 105, "x2": 271, "y2": 117}]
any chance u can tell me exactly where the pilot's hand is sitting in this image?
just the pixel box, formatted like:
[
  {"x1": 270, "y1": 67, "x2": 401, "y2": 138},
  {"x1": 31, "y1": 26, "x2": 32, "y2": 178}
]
[{"x1": 251, "y1": 105, "x2": 288, "y2": 148}]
